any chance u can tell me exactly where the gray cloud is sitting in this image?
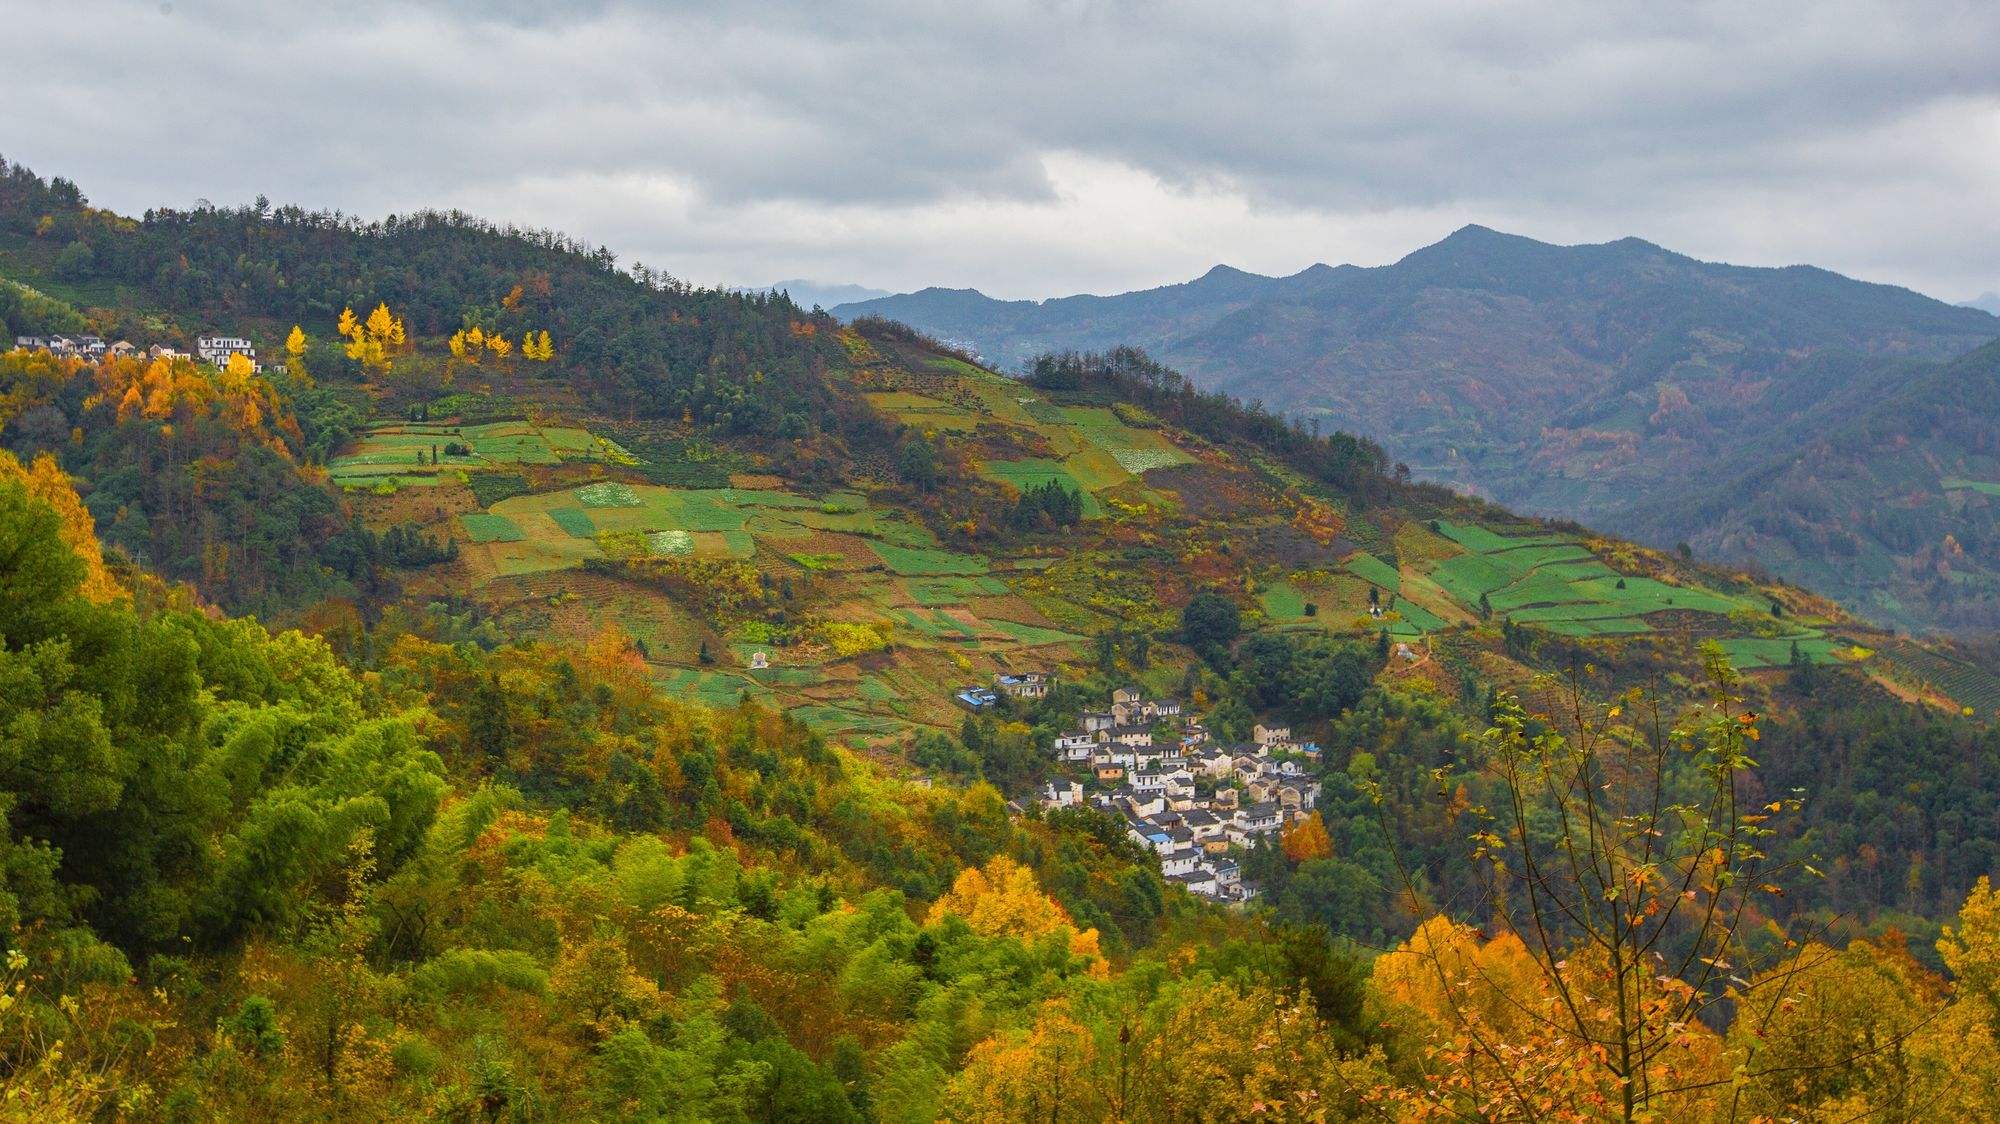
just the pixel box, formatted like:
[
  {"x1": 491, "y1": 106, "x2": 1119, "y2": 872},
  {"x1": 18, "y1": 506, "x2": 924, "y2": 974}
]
[{"x1": 3, "y1": 0, "x2": 1996, "y2": 300}]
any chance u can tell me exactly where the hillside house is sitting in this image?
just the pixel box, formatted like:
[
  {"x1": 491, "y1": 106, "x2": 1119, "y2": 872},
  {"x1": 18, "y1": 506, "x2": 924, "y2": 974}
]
[
  {"x1": 955, "y1": 687, "x2": 998, "y2": 710},
  {"x1": 1118, "y1": 792, "x2": 1167, "y2": 819},
  {"x1": 1056, "y1": 730, "x2": 1095, "y2": 762},
  {"x1": 1183, "y1": 808, "x2": 1223, "y2": 843},
  {"x1": 1169, "y1": 868, "x2": 1217, "y2": 896},
  {"x1": 1235, "y1": 802, "x2": 1282, "y2": 835},
  {"x1": 1080, "y1": 710, "x2": 1116, "y2": 733},
  {"x1": 196, "y1": 335, "x2": 259, "y2": 371},
  {"x1": 996, "y1": 672, "x2": 1050, "y2": 699},
  {"x1": 1131, "y1": 824, "x2": 1173, "y2": 855},
  {"x1": 1036, "y1": 779, "x2": 1082, "y2": 808},
  {"x1": 1106, "y1": 724, "x2": 1154, "y2": 748},
  {"x1": 1096, "y1": 763, "x2": 1126, "y2": 784},
  {"x1": 1112, "y1": 686, "x2": 1143, "y2": 707},
  {"x1": 1253, "y1": 723, "x2": 1293, "y2": 747}
]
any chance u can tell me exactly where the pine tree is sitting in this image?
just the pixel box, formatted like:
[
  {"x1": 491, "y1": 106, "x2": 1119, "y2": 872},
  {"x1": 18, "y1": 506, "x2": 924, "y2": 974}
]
[{"x1": 468, "y1": 673, "x2": 511, "y2": 762}]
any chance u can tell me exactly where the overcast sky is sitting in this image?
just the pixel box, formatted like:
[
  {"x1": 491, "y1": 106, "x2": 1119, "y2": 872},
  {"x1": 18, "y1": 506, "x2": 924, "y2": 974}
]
[{"x1": 6, "y1": 0, "x2": 1998, "y2": 302}]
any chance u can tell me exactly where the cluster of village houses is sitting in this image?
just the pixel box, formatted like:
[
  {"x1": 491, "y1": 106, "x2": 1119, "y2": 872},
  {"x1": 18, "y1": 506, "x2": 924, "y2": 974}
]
[
  {"x1": 12, "y1": 333, "x2": 261, "y2": 372},
  {"x1": 965, "y1": 675, "x2": 1321, "y2": 906}
]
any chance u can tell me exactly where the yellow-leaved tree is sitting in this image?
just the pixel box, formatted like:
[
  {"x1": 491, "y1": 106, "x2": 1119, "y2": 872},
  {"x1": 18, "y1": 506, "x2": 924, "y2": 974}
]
[
  {"x1": 0, "y1": 449, "x2": 125, "y2": 603},
  {"x1": 339, "y1": 302, "x2": 405, "y2": 372},
  {"x1": 1281, "y1": 812, "x2": 1333, "y2": 863},
  {"x1": 925, "y1": 854, "x2": 1105, "y2": 971},
  {"x1": 947, "y1": 978, "x2": 1390, "y2": 1121},
  {"x1": 284, "y1": 324, "x2": 313, "y2": 387}
]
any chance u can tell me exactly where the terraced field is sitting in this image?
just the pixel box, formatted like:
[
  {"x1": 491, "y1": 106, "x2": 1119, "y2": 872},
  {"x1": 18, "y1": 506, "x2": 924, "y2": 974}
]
[
  {"x1": 329, "y1": 419, "x2": 635, "y2": 490},
  {"x1": 1879, "y1": 639, "x2": 2000, "y2": 715},
  {"x1": 1313, "y1": 519, "x2": 1859, "y2": 663},
  {"x1": 1425, "y1": 520, "x2": 1748, "y2": 636},
  {"x1": 856, "y1": 354, "x2": 1187, "y2": 516},
  {"x1": 415, "y1": 450, "x2": 1089, "y2": 742}
]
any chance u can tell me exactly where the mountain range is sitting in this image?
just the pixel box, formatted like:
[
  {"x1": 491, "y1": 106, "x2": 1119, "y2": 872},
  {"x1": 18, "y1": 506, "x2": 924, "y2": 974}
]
[{"x1": 837, "y1": 230, "x2": 2000, "y2": 633}]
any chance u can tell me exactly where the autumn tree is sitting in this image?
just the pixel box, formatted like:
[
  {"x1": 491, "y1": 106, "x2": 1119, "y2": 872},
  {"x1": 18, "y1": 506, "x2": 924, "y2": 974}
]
[
  {"x1": 339, "y1": 302, "x2": 405, "y2": 373},
  {"x1": 284, "y1": 324, "x2": 312, "y2": 387},
  {"x1": 0, "y1": 449, "x2": 124, "y2": 603},
  {"x1": 1396, "y1": 649, "x2": 1825, "y2": 1121},
  {"x1": 1281, "y1": 812, "x2": 1334, "y2": 863},
  {"x1": 926, "y1": 854, "x2": 1105, "y2": 971}
]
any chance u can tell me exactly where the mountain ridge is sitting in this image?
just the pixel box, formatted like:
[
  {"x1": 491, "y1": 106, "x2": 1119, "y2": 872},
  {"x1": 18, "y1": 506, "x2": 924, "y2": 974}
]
[{"x1": 837, "y1": 229, "x2": 2000, "y2": 632}]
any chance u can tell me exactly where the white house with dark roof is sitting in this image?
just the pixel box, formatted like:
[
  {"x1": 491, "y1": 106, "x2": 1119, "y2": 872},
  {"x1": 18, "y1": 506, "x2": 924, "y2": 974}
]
[
  {"x1": 1106, "y1": 724, "x2": 1154, "y2": 748},
  {"x1": 1037, "y1": 779, "x2": 1082, "y2": 809},
  {"x1": 196, "y1": 335, "x2": 259, "y2": 371},
  {"x1": 1235, "y1": 801, "x2": 1282, "y2": 834}
]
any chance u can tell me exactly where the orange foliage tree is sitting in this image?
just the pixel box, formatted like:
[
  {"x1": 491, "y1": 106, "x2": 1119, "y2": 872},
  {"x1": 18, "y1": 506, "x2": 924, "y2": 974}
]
[
  {"x1": 0, "y1": 449, "x2": 125, "y2": 603},
  {"x1": 1281, "y1": 812, "x2": 1334, "y2": 863},
  {"x1": 926, "y1": 855, "x2": 1105, "y2": 971}
]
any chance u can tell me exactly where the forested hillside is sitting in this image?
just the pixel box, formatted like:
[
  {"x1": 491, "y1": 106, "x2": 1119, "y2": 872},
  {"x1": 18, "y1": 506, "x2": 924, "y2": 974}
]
[
  {"x1": 6, "y1": 156, "x2": 2000, "y2": 1118},
  {"x1": 839, "y1": 228, "x2": 2000, "y2": 633},
  {"x1": 1627, "y1": 339, "x2": 2000, "y2": 632}
]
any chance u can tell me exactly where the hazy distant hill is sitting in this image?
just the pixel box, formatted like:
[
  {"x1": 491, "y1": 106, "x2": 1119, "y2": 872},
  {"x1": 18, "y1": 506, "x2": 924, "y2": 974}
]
[
  {"x1": 744, "y1": 279, "x2": 892, "y2": 311},
  {"x1": 1964, "y1": 292, "x2": 2000, "y2": 316},
  {"x1": 840, "y1": 229, "x2": 2000, "y2": 631}
]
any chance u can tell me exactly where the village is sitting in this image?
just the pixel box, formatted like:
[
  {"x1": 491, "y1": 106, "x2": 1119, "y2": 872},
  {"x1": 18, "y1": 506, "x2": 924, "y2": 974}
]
[
  {"x1": 12, "y1": 332, "x2": 261, "y2": 371},
  {"x1": 964, "y1": 674, "x2": 1321, "y2": 906}
]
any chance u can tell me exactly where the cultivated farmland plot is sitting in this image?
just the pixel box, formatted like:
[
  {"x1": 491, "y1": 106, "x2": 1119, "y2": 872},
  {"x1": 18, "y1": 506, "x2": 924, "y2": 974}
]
[{"x1": 330, "y1": 420, "x2": 635, "y2": 490}]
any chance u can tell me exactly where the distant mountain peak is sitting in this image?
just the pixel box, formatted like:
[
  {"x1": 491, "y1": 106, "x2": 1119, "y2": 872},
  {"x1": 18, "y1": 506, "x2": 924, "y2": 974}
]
[{"x1": 1193, "y1": 263, "x2": 1267, "y2": 284}]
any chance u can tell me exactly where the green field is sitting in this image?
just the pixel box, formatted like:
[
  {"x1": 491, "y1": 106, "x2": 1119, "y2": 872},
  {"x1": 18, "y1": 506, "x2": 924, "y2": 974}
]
[
  {"x1": 981, "y1": 458, "x2": 1108, "y2": 518},
  {"x1": 331, "y1": 420, "x2": 631, "y2": 487},
  {"x1": 907, "y1": 576, "x2": 1011, "y2": 605},
  {"x1": 1386, "y1": 597, "x2": 1447, "y2": 636},
  {"x1": 460, "y1": 513, "x2": 525, "y2": 543},
  {"x1": 1716, "y1": 635, "x2": 1846, "y2": 668},
  {"x1": 1943, "y1": 477, "x2": 2000, "y2": 497},
  {"x1": 868, "y1": 540, "x2": 991, "y2": 576},
  {"x1": 1260, "y1": 581, "x2": 1311, "y2": 620},
  {"x1": 547, "y1": 507, "x2": 596, "y2": 538},
  {"x1": 1057, "y1": 406, "x2": 1194, "y2": 474},
  {"x1": 986, "y1": 619, "x2": 1087, "y2": 646},
  {"x1": 1423, "y1": 522, "x2": 1750, "y2": 631},
  {"x1": 1346, "y1": 553, "x2": 1403, "y2": 592}
]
